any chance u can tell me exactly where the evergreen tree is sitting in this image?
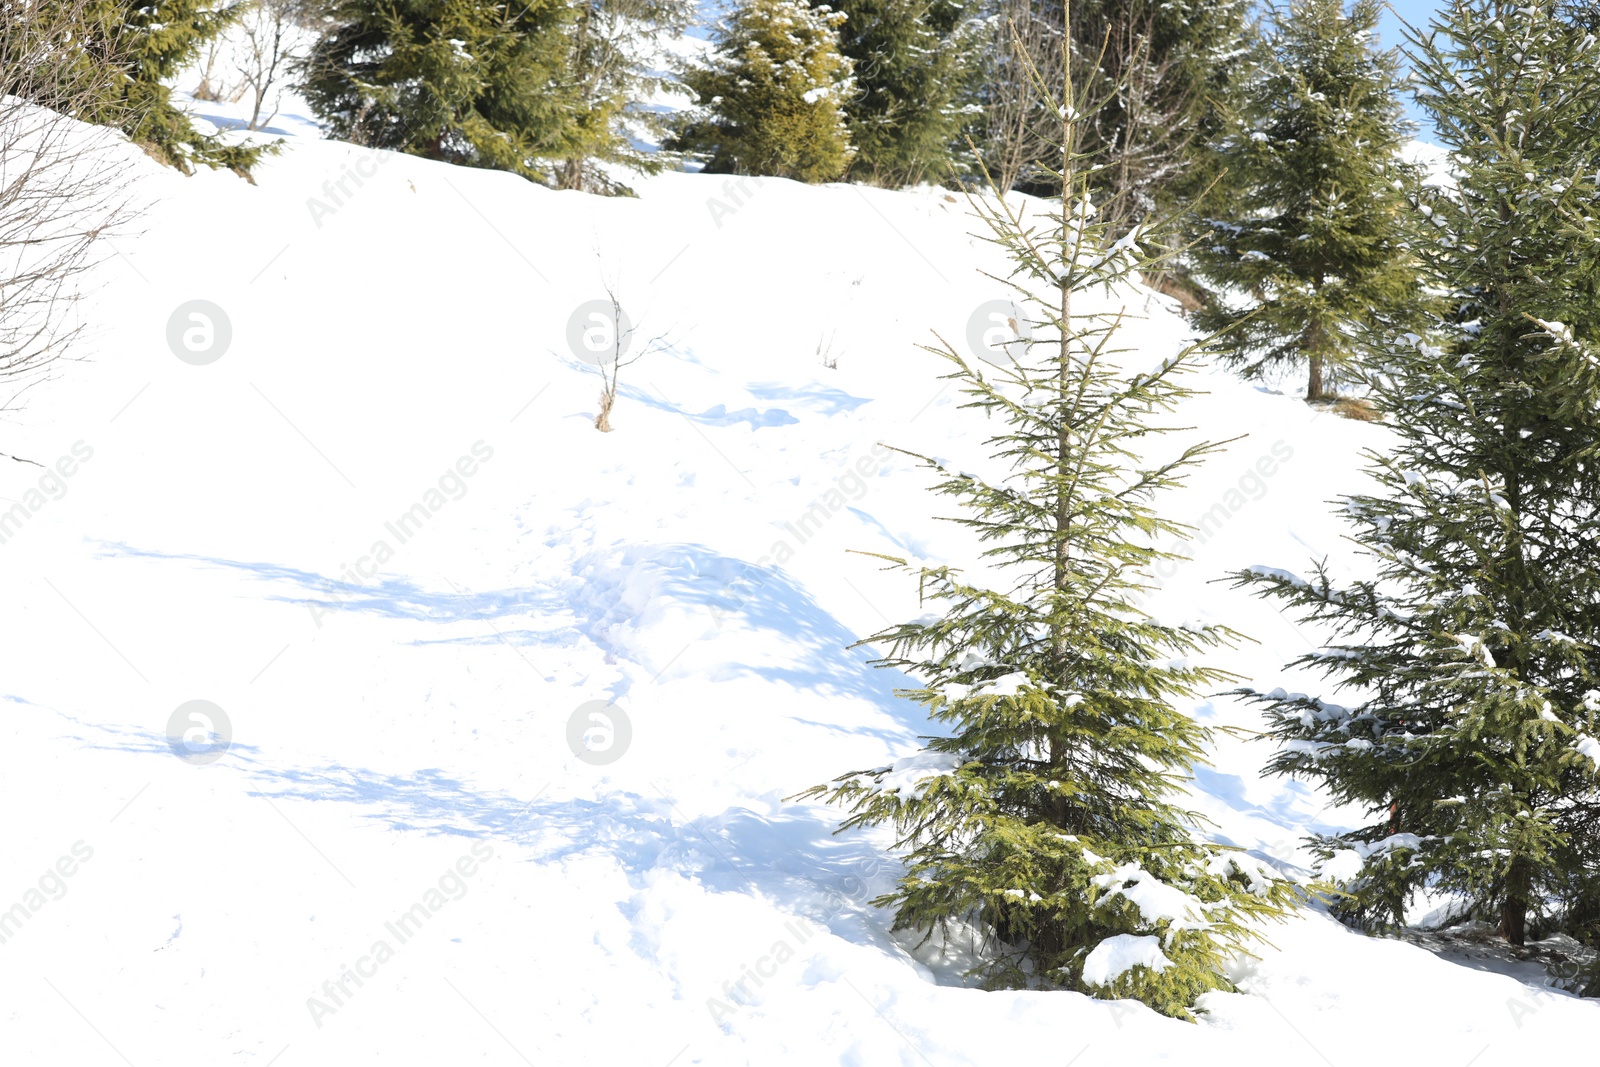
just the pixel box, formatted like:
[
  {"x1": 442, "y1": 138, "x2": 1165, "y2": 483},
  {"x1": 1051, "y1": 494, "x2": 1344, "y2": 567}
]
[
  {"x1": 556, "y1": 0, "x2": 697, "y2": 193},
  {"x1": 300, "y1": 0, "x2": 575, "y2": 182},
  {"x1": 831, "y1": 0, "x2": 973, "y2": 187},
  {"x1": 797, "y1": 44, "x2": 1295, "y2": 1019},
  {"x1": 670, "y1": 0, "x2": 855, "y2": 182},
  {"x1": 1190, "y1": 0, "x2": 1417, "y2": 401},
  {"x1": 75, "y1": 0, "x2": 271, "y2": 176},
  {"x1": 1233, "y1": 0, "x2": 1600, "y2": 946}
]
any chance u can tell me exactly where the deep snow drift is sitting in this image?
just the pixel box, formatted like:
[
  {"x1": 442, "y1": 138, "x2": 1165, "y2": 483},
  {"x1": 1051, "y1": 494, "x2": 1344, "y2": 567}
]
[{"x1": 0, "y1": 107, "x2": 1593, "y2": 1065}]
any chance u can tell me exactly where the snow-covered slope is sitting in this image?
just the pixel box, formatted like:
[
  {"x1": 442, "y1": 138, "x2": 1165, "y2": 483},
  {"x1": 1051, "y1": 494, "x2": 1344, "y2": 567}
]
[{"x1": 1, "y1": 117, "x2": 1592, "y2": 1065}]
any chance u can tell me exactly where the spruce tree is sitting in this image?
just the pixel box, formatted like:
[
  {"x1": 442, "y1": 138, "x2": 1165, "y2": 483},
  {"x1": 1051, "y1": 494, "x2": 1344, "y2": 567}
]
[
  {"x1": 831, "y1": 0, "x2": 973, "y2": 187},
  {"x1": 76, "y1": 0, "x2": 271, "y2": 176},
  {"x1": 1233, "y1": 0, "x2": 1600, "y2": 946},
  {"x1": 797, "y1": 36, "x2": 1295, "y2": 1019},
  {"x1": 301, "y1": 0, "x2": 575, "y2": 182},
  {"x1": 669, "y1": 0, "x2": 855, "y2": 182},
  {"x1": 1190, "y1": 0, "x2": 1417, "y2": 401}
]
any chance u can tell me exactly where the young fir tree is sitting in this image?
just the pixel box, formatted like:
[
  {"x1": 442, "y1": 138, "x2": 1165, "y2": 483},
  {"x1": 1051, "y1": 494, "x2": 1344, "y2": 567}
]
[
  {"x1": 556, "y1": 0, "x2": 697, "y2": 193},
  {"x1": 797, "y1": 40, "x2": 1296, "y2": 1020},
  {"x1": 300, "y1": 0, "x2": 575, "y2": 182},
  {"x1": 76, "y1": 0, "x2": 271, "y2": 176},
  {"x1": 1190, "y1": 0, "x2": 1417, "y2": 401},
  {"x1": 1232, "y1": 0, "x2": 1600, "y2": 946},
  {"x1": 670, "y1": 0, "x2": 855, "y2": 182},
  {"x1": 830, "y1": 0, "x2": 974, "y2": 187}
]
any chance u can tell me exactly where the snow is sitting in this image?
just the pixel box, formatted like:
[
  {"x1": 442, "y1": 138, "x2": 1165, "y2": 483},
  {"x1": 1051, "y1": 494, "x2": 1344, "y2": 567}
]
[
  {"x1": 1319, "y1": 849, "x2": 1367, "y2": 881},
  {"x1": 1093, "y1": 863, "x2": 1204, "y2": 925},
  {"x1": 1, "y1": 106, "x2": 1595, "y2": 1065},
  {"x1": 979, "y1": 670, "x2": 1029, "y2": 696},
  {"x1": 870, "y1": 750, "x2": 962, "y2": 797},
  {"x1": 1081, "y1": 934, "x2": 1172, "y2": 985},
  {"x1": 1317, "y1": 833, "x2": 1425, "y2": 884},
  {"x1": 1244, "y1": 565, "x2": 1309, "y2": 588},
  {"x1": 1456, "y1": 634, "x2": 1497, "y2": 667}
]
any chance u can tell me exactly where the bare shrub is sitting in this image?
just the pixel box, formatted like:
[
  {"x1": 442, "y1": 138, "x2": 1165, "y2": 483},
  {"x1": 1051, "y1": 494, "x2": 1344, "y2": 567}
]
[
  {"x1": 589, "y1": 280, "x2": 673, "y2": 433},
  {"x1": 1331, "y1": 397, "x2": 1383, "y2": 422},
  {"x1": 1, "y1": 0, "x2": 141, "y2": 458},
  {"x1": 237, "y1": 0, "x2": 315, "y2": 131}
]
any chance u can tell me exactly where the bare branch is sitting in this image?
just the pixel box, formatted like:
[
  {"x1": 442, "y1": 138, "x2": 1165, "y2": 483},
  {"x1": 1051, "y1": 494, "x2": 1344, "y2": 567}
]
[{"x1": 1, "y1": 0, "x2": 143, "y2": 423}]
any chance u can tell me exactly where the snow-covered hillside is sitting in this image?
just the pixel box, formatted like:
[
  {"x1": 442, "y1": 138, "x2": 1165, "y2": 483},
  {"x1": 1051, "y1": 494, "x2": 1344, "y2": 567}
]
[{"x1": 1, "y1": 111, "x2": 1592, "y2": 1065}]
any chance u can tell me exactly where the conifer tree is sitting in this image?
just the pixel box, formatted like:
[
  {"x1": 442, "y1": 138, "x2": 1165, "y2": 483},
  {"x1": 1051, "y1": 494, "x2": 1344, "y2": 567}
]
[
  {"x1": 300, "y1": 0, "x2": 575, "y2": 182},
  {"x1": 831, "y1": 0, "x2": 973, "y2": 187},
  {"x1": 670, "y1": 0, "x2": 855, "y2": 182},
  {"x1": 798, "y1": 35, "x2": 1295, "y2": 1018},
  {"x1": 1233, "y1": 0, "x2": 1600, "y2": 946},
  {"x1": 75, "y1": 0, "x2": 271, "y2": 175},
  {"x1": 1190, "y1": 0, "x2": 1417, "y2": 401}
]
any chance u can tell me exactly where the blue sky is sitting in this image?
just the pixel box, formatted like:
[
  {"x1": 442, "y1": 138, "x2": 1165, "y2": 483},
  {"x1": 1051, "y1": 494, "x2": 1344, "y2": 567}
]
[
  {"x1": 1377, "y1": 0, "x2": 1445, "y2": 45},
  {"x1": 1375, "y1": 0, "x2": 1449, "y2": 142}
]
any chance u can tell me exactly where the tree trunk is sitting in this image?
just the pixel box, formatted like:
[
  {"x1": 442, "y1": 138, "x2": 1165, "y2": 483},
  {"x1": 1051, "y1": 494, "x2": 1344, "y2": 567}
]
[
  {"x1": 1307, "y1": 352, "x2": 1325, "y2": 401},
  {"x1": 1047, "y1": 85, "x2": 1075, "y2": 787},
  {"x1": 1305, "y1": 274, "x2": 1332, "y2": 402},
  {"x1": 560, "y1": 157, "x2": 585, "y2": 191},
  {"x1": 1500, "y1": 857, "x2": 1531, "y2": 946}
]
